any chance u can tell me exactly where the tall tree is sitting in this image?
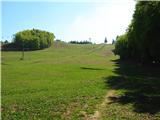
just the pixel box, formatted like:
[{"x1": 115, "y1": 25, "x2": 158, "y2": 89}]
[
  {"x1": 104, "y1": 37, "x2": 107, "y2": 44},
  {"x1": 112, "y1": 39, "x2": 115, "y2": 44},
  {"x1": 114, "y1": 1, "x2": 160, "y2": 63}
]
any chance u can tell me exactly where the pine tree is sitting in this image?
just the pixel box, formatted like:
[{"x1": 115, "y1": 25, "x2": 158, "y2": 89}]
[{"x1": 104, "y1": 37, "x2": 107, "y2": 44}]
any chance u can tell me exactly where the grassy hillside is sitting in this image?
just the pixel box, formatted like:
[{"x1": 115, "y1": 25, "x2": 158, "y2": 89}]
[
  {"x1": 2, "y1": 42, "x2": 160, "y2": 120},
  {"x1": 2, "y1": 42, "x2": 116, "y2": 119}
]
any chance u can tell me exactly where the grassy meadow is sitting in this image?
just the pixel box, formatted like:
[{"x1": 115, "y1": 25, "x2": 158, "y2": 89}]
[{"x1": 2, "y1": 42, "x2": 160, "y2": 120}]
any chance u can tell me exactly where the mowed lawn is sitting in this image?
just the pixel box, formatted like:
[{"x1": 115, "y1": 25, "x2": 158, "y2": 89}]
[
  {"x1": 2, "y1": 42, "x2": 160, "y2": 120},
  {"x1": 2, "y1": 42, "x2": 117, "y2": 119}
]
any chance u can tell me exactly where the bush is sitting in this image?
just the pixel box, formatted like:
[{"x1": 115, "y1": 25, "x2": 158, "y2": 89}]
[{"x1": 114, "y1": 34, "x2": 129, "y2": 59}]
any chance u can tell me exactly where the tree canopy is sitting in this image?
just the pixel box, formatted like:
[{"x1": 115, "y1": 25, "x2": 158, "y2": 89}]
[
  {"x1": 114, "y1": 1, "x2": 160, "y2": 64},
  {"x1": 14, "y1": 29, "x2": 55, "y2": 50}
]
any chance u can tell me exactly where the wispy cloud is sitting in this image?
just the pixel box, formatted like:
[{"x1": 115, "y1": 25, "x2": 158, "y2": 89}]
[{"x1": 65, "y1": 1, "x2": 135, "y2": 43}]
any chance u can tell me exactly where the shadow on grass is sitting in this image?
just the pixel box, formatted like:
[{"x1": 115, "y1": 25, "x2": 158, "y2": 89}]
[
  {"x1": 81, "y1": 67, "x2": 105, "y2": 70},
  {"x1": 1, "y1": 62, "x2": 9, "y2": 65},
  {"x1": 104, "y1": 59, "x2": 160, "y2": 114}
]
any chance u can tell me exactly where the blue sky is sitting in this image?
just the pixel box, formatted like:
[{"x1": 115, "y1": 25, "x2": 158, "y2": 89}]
[{"x1": 1, "y1": 0, "x2": 136, "y2": 43}]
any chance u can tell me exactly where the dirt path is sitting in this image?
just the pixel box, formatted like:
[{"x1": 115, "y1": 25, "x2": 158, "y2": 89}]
[{"x1": 85, "y1": 89, "x2": 118, "y2": 120}]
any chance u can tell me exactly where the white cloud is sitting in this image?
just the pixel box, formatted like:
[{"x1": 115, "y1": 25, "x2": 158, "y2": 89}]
[{"x1": 65, "y1": 0, "x2": 136, "y2": 43}]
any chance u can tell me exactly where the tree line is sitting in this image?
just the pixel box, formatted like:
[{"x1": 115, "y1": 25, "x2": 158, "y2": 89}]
[
  {"x1": 69, "y1": 40, "x2": 92, "y2": 44},
  {"x1": 114, "y1": 1, "x2": 160, "y2": 64}
]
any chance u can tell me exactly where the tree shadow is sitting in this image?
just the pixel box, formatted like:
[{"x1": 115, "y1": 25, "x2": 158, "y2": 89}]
[
  {"x1": 104, "y1": 59, "x2": 160, "y2": 114},
  {"x1": 1, "y1": 62, "x2": 9, "y2": 65},
  {"x1": 81, "y1": 67, "x2": 105, "y2": 70}
]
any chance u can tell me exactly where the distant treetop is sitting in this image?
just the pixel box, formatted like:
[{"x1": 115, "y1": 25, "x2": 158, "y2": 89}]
[
  {"x1": 104, "y1": 37, "x2": 107, "y2": 43},
  {"x1": 69, "y1": 40, "x2": 92, "y2": 44}
]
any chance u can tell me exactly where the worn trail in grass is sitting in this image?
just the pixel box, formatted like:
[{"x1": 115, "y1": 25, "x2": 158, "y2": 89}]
[{"x1": 86, "y1": 89, "x2": 117, "y2": 120}]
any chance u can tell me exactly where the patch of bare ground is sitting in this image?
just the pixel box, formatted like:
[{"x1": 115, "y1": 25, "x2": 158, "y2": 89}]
[{"x1": 85, "y1": 89, "x2": 119, "y2": 120}]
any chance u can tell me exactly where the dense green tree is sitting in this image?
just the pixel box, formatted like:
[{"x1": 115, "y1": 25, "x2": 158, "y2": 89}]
[
  {"x1": 4, "y1": 40, "x2": 9, "y2": 44},
  {"x1": 104, "y1": 37, "x2": 107, "y2": 44},
  {"x1": 114, "y1": 34, "x2": 129, "y2": 59},
  {"x1": 114, "y1": 1, "x2": 160, "y2": 64},
  {"x1": 14, "y1": 29, "x2": 55, "y2": 50},
  {"x1": 112, "y1": 39, "x2": 115, "y2": 44}
]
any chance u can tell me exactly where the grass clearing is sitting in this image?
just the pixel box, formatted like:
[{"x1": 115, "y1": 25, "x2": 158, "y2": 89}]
[
  {"x1": 2, "y1": 42, "x2": 160, "y2": 120},
  {"x1": 2, "y1": 42, "x2": 116, "y2": 119}
]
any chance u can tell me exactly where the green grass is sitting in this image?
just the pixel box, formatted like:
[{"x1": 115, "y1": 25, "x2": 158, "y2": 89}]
[
  {"x1": 2, "y1": 42, "x2": 116, "y2": 119},
  {"x1": 102, "y1": 60, "x2": 160, "y2": 120},
  {"x1": 2, "y1": 42, "x2": 160, "y2": 120}
]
